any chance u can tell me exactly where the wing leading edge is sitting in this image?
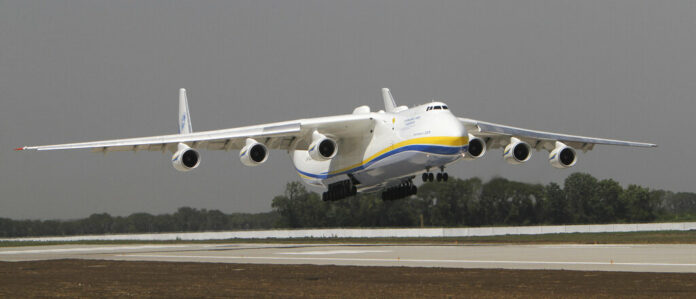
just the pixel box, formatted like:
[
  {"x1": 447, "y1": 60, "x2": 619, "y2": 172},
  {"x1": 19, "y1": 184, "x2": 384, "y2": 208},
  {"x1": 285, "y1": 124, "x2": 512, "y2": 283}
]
[
  {"x1": 17, "y1": 114, "x2": 374, "y2": 154},
  {"x1": 459, "y1": 117, "x2": 656, "y2": 152}
]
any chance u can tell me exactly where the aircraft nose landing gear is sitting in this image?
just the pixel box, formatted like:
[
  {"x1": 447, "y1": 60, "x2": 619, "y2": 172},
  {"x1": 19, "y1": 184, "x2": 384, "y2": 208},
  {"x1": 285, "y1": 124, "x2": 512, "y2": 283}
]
[
  {"x1": 436, "y1": 172, "x2": 449, "y2": 182},
  {"x1": 423, "y1": 166, "x2": 448, "y2": 183}
]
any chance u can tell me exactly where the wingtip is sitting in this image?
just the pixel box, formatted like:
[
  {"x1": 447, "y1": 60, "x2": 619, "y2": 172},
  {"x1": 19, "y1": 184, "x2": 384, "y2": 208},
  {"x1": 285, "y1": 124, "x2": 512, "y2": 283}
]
[{"x1": 14, "y1": 147, "x2": 25, "y2": 151}]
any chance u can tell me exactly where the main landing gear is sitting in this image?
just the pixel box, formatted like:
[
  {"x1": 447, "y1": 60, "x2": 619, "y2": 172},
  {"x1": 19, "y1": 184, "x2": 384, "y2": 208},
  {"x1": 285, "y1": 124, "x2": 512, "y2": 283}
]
[
  {"x1": 381, "y1": 179, "x2": 417, "y2": 201},
  {"x1": 322, "y1": 180, "x2": 357, "y2": 202},
  {"x1": 422, "y1": 166, "x2": 449, "y2": 183}
]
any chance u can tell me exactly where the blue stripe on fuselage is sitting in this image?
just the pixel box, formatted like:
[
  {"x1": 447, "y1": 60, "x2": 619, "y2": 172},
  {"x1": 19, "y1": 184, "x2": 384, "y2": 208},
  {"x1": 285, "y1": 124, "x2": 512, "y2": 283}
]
[{"x1": 296, "y1": 144, "x2": 467, "y2": 179}]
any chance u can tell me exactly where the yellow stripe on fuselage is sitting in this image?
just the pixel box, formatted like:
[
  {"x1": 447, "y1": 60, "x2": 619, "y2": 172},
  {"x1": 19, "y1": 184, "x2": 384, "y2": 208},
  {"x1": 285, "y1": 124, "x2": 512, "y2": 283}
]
[{"x1": 328, "y1": 136, "x2": 468, "y2": 175}]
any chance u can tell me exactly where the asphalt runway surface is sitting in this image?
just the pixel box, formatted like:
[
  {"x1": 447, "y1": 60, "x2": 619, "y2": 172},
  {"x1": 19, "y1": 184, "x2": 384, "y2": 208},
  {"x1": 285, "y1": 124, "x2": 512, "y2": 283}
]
[{"x1": 2, "y1": 243, "x2": 695, "y2": 273}]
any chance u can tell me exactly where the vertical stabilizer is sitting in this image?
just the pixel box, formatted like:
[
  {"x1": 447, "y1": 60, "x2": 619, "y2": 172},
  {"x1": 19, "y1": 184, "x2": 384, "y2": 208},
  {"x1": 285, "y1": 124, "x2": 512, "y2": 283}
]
[
  {"x1": 179, "y1": 88, "x2": 193, "y2": 134},
  {"x1": 382, "y1": 88, "x2": 397, "y2": 113}
]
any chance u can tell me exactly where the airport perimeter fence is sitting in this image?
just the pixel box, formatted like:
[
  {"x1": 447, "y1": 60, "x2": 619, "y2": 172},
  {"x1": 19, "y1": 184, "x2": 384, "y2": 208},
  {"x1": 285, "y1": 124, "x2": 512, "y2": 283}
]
[{"x1": 2, "y1": 222, "x2": 695, "y2": 242}]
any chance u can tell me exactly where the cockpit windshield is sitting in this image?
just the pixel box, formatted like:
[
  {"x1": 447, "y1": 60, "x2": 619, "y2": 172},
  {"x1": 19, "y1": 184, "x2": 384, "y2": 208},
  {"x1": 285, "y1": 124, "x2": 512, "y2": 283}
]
[{"x1": 426, "y1": 104, "x2": 449, "y2": 111}]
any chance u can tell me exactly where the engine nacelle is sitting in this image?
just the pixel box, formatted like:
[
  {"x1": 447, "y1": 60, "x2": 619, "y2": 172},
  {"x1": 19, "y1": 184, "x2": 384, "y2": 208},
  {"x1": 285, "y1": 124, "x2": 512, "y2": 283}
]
[
  {"x1": 463, "y1": 134, "x2": 487, "y2": 160},
  {"x1": 352, "y1": 105, "x2": 371, "y2": 114},
  {"x1": 172, "y1": 146, "x2": 200, "y2": 172},
  {"x1": 503, "y1": 137, "x2": 532, "y2": 164},
  {"x1": 549, "y1": 142, "x2": 577, "y2": 169},
  {"x1": 308, "y1": 131, "x2": 338, "y2": 161},
  {"x1": 239, "y1": 139, "x2": 268, "y2": 167}
]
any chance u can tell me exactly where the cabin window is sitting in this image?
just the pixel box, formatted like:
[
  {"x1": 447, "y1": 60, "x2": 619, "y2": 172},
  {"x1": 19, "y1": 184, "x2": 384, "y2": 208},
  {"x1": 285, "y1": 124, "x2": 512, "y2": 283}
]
[
  {"x1": 443, "y1": 105, "x2": 448, "y2": 110},
  {"x1": 434, "y1": 106, "x2": 442, "y2": 110}
]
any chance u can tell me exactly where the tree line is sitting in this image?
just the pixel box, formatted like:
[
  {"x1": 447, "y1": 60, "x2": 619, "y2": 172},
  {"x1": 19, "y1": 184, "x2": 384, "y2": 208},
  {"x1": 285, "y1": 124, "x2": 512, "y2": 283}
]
[
  {"x1": 0, "y1": 208, "x2": 278, "y2": 238},
  {"x1": 271, "y1": 172, "x2": 696, "y2": 227},
  {"x1": 1, "y1": 173, "x2": 695, "y2": 237}
]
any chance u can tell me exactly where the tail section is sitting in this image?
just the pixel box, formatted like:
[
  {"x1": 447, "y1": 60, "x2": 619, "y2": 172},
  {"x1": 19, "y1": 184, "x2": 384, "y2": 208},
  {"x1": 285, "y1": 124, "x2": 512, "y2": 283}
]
[
  {"x1": 382, "y1": 88, "x2": 397, "y2": 113},
  {"x1": 179, "y1": 88, "x2": 193, "y2": 134}
]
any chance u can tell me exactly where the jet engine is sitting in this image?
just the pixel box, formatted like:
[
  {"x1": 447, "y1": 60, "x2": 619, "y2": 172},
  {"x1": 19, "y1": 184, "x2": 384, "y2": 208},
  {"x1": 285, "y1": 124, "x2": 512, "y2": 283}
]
[
  {"x1": 172, "y1": 146, "x2": 200, "y2": 172},
  {"x1": 549, "y1": 142, "x2": 577, "y2": 169},
  {"x1": 463, "y1": 134, "x2": 487, "y2": 160},
  {"x1": 308, "y1": 131, "x2": 338, "y2": 161},
  {"x1": 503, "y1": 137, "x2": 532, "y2": 164},
  {"x1": 240, "y1": 138, "x2": 268, "y2": 166}
]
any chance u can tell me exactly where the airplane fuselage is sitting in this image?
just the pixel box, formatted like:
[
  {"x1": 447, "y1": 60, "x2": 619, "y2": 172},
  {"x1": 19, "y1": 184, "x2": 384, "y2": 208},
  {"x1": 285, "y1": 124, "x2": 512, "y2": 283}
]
[{"x1": 291, "y1": 102, "x2": 468, "y2": 192}]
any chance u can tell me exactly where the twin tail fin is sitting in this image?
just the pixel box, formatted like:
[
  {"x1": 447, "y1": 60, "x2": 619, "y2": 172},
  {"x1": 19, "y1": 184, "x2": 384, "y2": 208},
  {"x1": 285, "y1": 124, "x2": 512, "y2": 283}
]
[{"x1": 179, "y1": 88, "x2": 193, "y2": 134}]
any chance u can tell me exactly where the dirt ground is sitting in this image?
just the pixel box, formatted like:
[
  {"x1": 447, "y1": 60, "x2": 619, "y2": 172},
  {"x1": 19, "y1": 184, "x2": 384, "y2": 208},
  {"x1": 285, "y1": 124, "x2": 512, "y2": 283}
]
[{"x1": 1, "y1": 260, "x2": 695, "y2": 298}]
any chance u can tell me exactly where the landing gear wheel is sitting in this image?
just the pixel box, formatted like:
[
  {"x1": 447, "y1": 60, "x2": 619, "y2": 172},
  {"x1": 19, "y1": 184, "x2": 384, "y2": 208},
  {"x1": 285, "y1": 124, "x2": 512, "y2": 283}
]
[
  {"x1": 422, "y1": 173, "x2": 429, "y2": 183},
  {"x1": 428, "y1": 173, "x2": 434, "y2": 182},
  {"x1": 443, "y1": 173, "x2": 449, "y2": 182},
  {"x1": 436, "y1": 173, "x2": 443, "y2": 182}
]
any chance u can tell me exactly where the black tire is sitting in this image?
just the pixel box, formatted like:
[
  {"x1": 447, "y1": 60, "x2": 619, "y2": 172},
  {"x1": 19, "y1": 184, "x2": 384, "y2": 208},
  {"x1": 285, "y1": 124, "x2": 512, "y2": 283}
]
[
  {"x1": 428, "y1": 173, "x2": 434, "y2": 182},
  {"x1": 422, "y1": 173, "x2": 428, "y2": 182},
  {"x1": 443, "y1": 173, "x2": 449, "y2": 182},
  {"x1": 436, "y1": 173, "x2": 443, "y2": 182}
]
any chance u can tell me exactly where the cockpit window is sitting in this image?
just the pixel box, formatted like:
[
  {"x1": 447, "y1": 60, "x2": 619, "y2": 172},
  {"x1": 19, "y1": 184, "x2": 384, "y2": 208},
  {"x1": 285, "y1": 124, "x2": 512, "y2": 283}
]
[{"x1": 426, "y1": 105, "x2": 448, "y2": 111}]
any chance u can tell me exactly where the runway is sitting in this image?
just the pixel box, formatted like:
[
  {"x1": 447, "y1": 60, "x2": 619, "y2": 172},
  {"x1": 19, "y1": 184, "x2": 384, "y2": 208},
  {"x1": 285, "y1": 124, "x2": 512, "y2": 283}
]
[{"x1": 2, "y1": 243, "x2": 695, "y2": 273}]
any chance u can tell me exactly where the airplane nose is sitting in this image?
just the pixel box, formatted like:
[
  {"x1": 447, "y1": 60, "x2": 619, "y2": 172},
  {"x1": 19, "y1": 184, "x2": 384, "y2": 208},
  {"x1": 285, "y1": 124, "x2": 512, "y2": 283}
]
[
  {"x1": 456, "y1": 119, "x2": 467, "y2": 138},
  {"x1": 449, "y1": 116, "x2": 468, "y2": 152},
  {"x1": 448, "y1": 114, "x2": 465, "y2": 135},
  {"x1": 459, "y1": 124, "x2": 469, "y2": 152}
]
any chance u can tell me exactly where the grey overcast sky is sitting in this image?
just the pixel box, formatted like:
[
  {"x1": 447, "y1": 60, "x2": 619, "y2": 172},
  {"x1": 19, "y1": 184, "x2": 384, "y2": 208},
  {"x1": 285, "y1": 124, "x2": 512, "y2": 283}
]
[{"x1": 1, "y1": 0, "x2": 694, "y2": 220}]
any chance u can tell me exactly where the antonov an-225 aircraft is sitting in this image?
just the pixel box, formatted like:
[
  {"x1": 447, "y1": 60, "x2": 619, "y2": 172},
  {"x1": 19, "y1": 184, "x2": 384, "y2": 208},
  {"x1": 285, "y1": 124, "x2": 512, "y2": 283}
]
[{"x1": 17, "y1": 88, "x2": 656, "y2": 201}]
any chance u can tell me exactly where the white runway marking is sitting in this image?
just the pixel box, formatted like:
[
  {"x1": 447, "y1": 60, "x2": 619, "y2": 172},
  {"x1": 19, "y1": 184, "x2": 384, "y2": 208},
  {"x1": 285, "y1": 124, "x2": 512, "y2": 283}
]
[
  {"x1": 275, "y1": 250, "x2": 391, "y2": 255},
  {"x1": 0, "y1": 245, "x2": 190, "y2": 255},
  {"x1": 538, "y1": 245, "x2": 637, "y2": 249},
  {"x1": 119, "y1": 254, "x2": 696, "y2": 268}
]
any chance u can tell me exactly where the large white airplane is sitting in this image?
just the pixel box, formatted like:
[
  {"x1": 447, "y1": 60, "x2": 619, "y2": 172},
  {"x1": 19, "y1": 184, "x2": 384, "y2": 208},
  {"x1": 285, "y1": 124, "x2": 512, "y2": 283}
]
[{"x1": 17, "y1": 88, "x2": 656, "y2": 201}]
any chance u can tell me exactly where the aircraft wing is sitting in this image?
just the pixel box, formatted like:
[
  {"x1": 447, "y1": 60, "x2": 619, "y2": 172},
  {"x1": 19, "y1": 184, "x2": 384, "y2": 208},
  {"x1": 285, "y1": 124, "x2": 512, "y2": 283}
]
[
  {"x1": 459, "y1": 117, "x2": 656, "y2": 151},
  {"x1": 17, "y1": 114, "x2": 375, "y2": 154}
]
